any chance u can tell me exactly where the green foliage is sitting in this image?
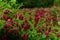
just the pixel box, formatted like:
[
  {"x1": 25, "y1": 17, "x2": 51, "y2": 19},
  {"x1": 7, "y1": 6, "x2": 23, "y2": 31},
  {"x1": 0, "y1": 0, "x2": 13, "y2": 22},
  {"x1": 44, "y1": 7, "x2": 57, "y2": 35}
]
[
  {"x1": 16, "y1": 0, "x2": 23, "y2": 4},
  {"x1": 0, "y1": 0, "x2": 23, "y2": 9},
  {"x1": 49, "y1": 33, "x2": 57, "y2": 40},
  {"x1": 22, "y1": 0, "x2": 54, "y2": 8},
  {"x1": 0, "y1": 0, "x2": 55, "y2": 8},
  {"x1": 54, "y1": 0, "x2": 60, "y2": 6},
  {"x1": 0, "y1": 20, "x2": 5, "y2": 29}
]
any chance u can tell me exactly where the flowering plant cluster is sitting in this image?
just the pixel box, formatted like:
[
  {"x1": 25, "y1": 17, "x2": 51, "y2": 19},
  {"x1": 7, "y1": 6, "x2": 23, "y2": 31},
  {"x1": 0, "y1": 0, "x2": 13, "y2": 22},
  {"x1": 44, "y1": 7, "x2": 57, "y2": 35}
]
[{"x1": 0, "y1": 8, "x2": 60, "y2": 40}]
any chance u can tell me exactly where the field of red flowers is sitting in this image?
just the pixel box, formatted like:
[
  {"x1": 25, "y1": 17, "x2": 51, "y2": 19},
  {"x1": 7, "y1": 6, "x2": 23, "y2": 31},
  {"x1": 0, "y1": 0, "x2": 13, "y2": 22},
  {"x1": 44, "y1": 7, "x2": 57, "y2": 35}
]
[{"x1": 0, "y1": 7, "x2": 60, "y2": 40}]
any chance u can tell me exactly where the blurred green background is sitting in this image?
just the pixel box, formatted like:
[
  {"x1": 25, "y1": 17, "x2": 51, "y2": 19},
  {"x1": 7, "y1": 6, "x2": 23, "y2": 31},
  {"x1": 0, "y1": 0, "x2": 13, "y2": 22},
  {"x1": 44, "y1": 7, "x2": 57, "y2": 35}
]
[{"x1": 0, "y1": 0, "x2": 60, "y2": 8}]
